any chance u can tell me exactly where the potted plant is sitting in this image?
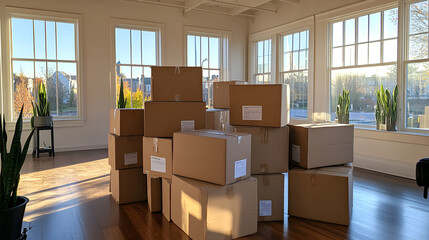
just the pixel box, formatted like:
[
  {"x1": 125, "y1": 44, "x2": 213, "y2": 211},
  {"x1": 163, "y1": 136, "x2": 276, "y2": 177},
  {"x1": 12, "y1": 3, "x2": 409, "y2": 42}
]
[
  {"x1": 118, "y1": 78, "x2": 127, "y2": 108},
  {"x1": 0, "y1": 106, "x2": 35, "y2": 239},
  {"x1": 375, "y1": 84, "x2": 398, "y2": 131},
  {"x1": 336, "y1": 88, "x2": 350, "y2": 124},
  {"x1": 32, "y1": 83, "x2": 52, "y2": 127}
]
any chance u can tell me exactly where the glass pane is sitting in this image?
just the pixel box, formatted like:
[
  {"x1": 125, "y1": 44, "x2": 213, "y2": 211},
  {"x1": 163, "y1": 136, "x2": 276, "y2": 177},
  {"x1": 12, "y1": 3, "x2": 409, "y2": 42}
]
[
  {"x1": 358, "y1": 43, "x2": 368, "y2": 65},
  {"x1": 406, "y1": 62, "x2": 429, "y2": 129},
  {"x1": 115, "y1": 28, "x2": 131, "y2": 64},
  {"x1": 187, "y1": 35, "x2": 196, "y2": 66},
  {"x1": 131, "y1": 30, "x2": 141, "y2": 65},
  {"x1": 369, "y1": 42, "x2": 381, "y2": 64},
  {"x1": 283, "y1": 52, "x2": 291, "y2": 72},
  {"x1": 384, "y1": 8, "x2": 398, "y2": 39},
  {"x1": 300, "y1": 31, "x2": 307, "y2": 50},
  {"x1": 369, "y1": 12, "x2": 381, "y2": 41},
  {"x1": 257, "y1": 41, "x2": 264, "y2": 57},
  {"x1": 57, "y1": 22, "x2": 75, "y2": 61},
  {"x1": 257, "y1": 56, "x2": 263, "y2": 73},
  {"x1": 12, "y1": 60, "x2": 34, "y2": 118},
  {"x1": 34, "y1": 20, "x2": 46, "y2": 59},
  {"x1": 282, "y1": 71, "x2": 308, "y2": 118},
  {"x1": 116, "y1": 65, "x2": 131, "y2": 108},
  {"x1": 409, "y1": 1, "x2": 429, "y2": 35},
  {"x1": 330, "y1": 65, "x2": 397, "y2": 125},
  {"x1": 142, "y1": 31, "x2": 157, "y2": 65},
  {"x1": 293, "y1": 33, "x2": 300, "y2": 51},
  {"x1": 332, "y1": 21, "x2": 343, "y2": 47},
  {"x1": 358, "y1": 15, "x2": 369, "y2": 43},
  {"x1": 383, "y1": 39, "x2": 397, "y2": 62},
  {"x1": 201, "y1": 37, "x2": 209, "y2": 68},
  {"x1": 132, "y1": 67, "x2": 143, "y2": 109},
  {"x1": 284, "y1": 34, "x2": 292, "y2": 52},
  {"x1": 332, "y1": 47, "x2": 343, "y2": 67},
  {"x1": 12, "y1": 18, "x2": 34, "y2": 59},
  {"x1": 344, "y1": 45, "x2": 355, "y2": 66},
  {"x1": 143, "y1": 66, "x2": 152, "y2": 102},
  {"x1": 209, "y1": 37, "x2": 220, "y2": 69},
  {"x1": 35, "y1": 61, "x2": 47, "y2": 86},
  {"x1": 46, "y1": 62, "x2": 57, "y2": 116},
  {"x1": 46, "y1": 21, "x2": 56, "y2": 60},
  {"x1": 409, "y1": 33, "x2": 428, "y2": 60},
  {"x1": 264, "y1": 55, "x2": 270, "y2": 72},
  {"x1": 256, "y1": 75, "x2": 263, "y2": 84},
  {"x1": 293, "y1": 51, "x2": 299, "y2": 70},
  {"x1": 345, "y1": 19, "x2": 355, "y2": 45},
  {"x1": 57, "y1": 62, "x2": 77, "y2": 116},
  {"x1": 299, "y1": 50, "x2": 307, "y2": 70},
  {"x1": 203, "y1": 70, "x2": 209, "y2": 103}
]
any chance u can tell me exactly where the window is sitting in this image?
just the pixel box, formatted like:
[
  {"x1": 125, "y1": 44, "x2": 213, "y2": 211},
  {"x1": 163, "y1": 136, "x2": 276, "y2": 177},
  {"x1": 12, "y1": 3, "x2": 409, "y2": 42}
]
[
  {"x1": 281, "y1": 30, "x2": 309, "y2": 118},
  {"x1": 405, "y1": 0, "x2": 429, "y2": 130},
  {"x1": 329, "y1": 7, "x2": 398, "y2": 125},
  {"x1": 11, "y1": 16, "x2": 79, "y2": 118},
  {"x1": 114, "y1": 27, "x2": 159, "y2": 108},
  {"x1": 255, "y1": 39, "x2": 272, "y2": 84}
]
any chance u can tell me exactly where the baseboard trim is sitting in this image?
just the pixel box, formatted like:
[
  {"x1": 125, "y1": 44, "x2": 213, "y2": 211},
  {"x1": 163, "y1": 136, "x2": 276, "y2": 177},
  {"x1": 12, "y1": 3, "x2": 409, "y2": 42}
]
[
  {"x1": 29, "y1": 144, "x2": 107, "y2": 154},
  {"x1": 354, "y1": 153, "x2": 416, "y2": 180}
]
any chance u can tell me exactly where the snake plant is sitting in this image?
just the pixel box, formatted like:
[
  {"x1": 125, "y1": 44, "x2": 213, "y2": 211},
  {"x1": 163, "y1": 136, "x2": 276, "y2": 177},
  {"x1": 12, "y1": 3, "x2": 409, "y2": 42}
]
[
  {"x1": 375, "y1": 84, "x2": 398, "y2": 131},
  {"x1": 336, "y1": 88, "x2": 350, "y2": 124},
  {"x1": 32, "y1": 83, "x2": 50, "y2": 117},
  {"x1": 0, "y1": 106, "x2": 34, "y2": 210},
  {"x1": 117, "y1": 78, "x2": 127, "y2": 108}
]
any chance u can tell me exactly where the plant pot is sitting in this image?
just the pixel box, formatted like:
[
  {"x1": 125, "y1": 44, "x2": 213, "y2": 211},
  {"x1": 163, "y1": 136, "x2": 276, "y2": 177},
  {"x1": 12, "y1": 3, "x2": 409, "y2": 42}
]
[
  {"x1": 33, "y1": 116, "x2": 52, "y2": 127},
  {"x1": 337, "y1": 115, "x2": 349, "y2": 124},
  {"x1": 386, "y1": 117, "x2": 397, "y2": 131},
  {"x1": 377, "y1": 122, "x2": 386, "y2": 130},
  {"x1": 0, "y1": 196, "x2": 29, "y2": 240}
]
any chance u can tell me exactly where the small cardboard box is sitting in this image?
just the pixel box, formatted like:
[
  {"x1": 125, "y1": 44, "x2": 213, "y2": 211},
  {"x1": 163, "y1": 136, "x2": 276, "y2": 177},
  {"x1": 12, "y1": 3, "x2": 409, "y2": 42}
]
[
  {"x1": 206, "y1": 108, "x2": 231, "y2": 131},
  {"x1": 231, "y1": 126, "x2": 288, "y2": 174},
  {"x1": 288, "y1": 165, "x2": 353, "y2": 225},
  {"x1": 289, "y1": 123, "x2": 354, "y2": 169},
  {"x1": 109, "y1": 109, "x2": 144, "y2": 136},
  {"x1": 162, "y1": 178, "x2": 171, "y2": 221},
  {"x1": 151, "y1": 66, "x2": 202, "y2": 102},
  {"x1": 173, "y1": 130, "x2": 251, "y2": 185},
  {"x1": 171, "y1": 175, "x2": 258, "y2": 240},
  {"x1": 253, "y1": 174, "x2": 285, "y2": 222},
  {"x1": 213, "y1": 81, "x2": 237, "y2": 109},
  {"x1": 147, "y1": 175, "x2": 162, "y2": 213},
  {"x1": 229, "y1": 84, "x2": 290, "y2": 127},
  {"x1": 110, "y1": 168, "x2": 147, "y2": 204},
  {"x1": 144, "y1": 101, "x2": 206, "y2": 138},
  {"x1": 143, "y1": 137, "x2": 173, "y2": 179},
  {"x1": 108, "y1": 134, "x2": 143, "y2": 170}
]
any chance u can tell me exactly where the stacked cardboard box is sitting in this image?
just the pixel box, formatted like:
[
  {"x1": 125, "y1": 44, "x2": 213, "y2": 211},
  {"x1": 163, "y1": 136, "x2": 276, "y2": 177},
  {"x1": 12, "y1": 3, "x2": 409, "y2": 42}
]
[
  {"x1": 228, "y1": 84, "x2": 290, "y2": 222},
  {"x1": 288, "y1": 123, "x2": 354, "y2": 225},
  {"x1": 108, "y1": 109, "x2": 147, "y2": 204}
]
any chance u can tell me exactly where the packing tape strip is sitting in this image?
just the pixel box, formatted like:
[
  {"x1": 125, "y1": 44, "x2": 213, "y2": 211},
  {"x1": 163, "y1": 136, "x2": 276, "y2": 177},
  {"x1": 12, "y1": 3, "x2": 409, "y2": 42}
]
[
  {"x1": 262, "y1": 175, "x2": 270, "y2": 186},
  {"x1": 260, "y1": 163, "x2": 268, "y2": 173},
  {"x1": 175, "y1": 66, "x2": 181, "y2": 74},
  {"x1": 174, "y1": 94, "x2": 181, "y2": 101},
  {"x1": 310, "y1": 174, "x2": 318, "y2": 186},
  {"x1": 114, "y1": 108, "x2": 117, "y2": 118},
  {"x1": 226, "y1": 185, "x2": 234, "y2": 199},
  {"x1": 199, "y1": 130, "x2": 243, "y2": 144},
  {"x1": 259, "y1": 128, "x2": 269, "y2": 144},
  {"x1": 153, "y1": 138, "x2": 159, "y2": 153}
]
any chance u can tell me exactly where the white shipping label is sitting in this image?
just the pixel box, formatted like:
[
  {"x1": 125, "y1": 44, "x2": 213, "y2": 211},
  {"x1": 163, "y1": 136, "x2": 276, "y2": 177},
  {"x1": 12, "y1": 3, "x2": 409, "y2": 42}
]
[
  {"x1": 181, "y1": 120, "x2": 195, "y2": 132},
  {"x1": 242, "y1": 106, "x2": 262, "y2": 121},
  {"x1": 291, "y1": 144, "x2": 300, "y2": 163},
  {"x1": 259, "y1": 200, "x2": 272, "y2": 216},
  {"x1": 124, "y1": 152, "x2": 138, "y2": 165},
  {"x1": 234, "y1": 159, "x2": 247, "y2": 179},
  {"x1": 150, "y1": 156, "x2": 166, "y2": 173}
]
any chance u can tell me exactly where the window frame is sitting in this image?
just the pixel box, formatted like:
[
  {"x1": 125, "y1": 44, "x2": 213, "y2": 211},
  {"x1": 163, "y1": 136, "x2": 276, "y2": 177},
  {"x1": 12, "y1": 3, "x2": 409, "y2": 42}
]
[{"x1": 254, "y1": 38, "x2": 272, "y2": 84}]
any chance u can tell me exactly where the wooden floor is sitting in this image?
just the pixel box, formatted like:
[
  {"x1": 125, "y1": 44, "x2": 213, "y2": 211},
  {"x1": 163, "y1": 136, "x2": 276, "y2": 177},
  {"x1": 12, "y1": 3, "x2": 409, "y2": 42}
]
[{"x1": 19, "y1": 149, "x2": 429, "y2": 240}]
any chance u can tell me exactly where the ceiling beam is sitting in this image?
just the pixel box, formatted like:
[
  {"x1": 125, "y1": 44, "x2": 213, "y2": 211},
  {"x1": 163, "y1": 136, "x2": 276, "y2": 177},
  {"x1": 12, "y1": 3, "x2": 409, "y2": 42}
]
[
  {"x1": 210, "y1": 0, "x2": 276, "y2": 15},
  {"x1": 185, "y1": 0, "x2": 209, "y2": 12}
]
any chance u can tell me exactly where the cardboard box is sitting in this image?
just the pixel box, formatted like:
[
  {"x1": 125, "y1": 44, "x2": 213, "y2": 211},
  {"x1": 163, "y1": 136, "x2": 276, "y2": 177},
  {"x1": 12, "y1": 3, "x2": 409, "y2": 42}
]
[
  {"x1": 213, "y1": 81, "x2": 237, "y2": 109},
  {"x1": 288, "y1": 165, "x2": 353, "y2": 225},
  {"x1": 253, "y1": 174, "x2": 284, "y2": 222},
  {"x1": 173, "y1": 130, "x2": 251, "y2": 185},
  {"x1": 151, "y1": 66, "x2": 202, "y2": 102},
  {"x1": 144, "y1": 101, "x2": 206, "y2": 138},
  {"x1": 231, "y1": 126, "x2": 288, "y2": 174},
  {"x1": 206, "y1": 108, "x2": 231, "y2": 131},
  {"x1": 147, "y1": 175, "x2": 162, "y2": 213},
  {"x1": 289, "y1": 123, "x2": 354, "y2": 169},
  {"x1": 229, "y1": 84, "x2": 290, "y2": 127},
  {"x1": 109, "y1": 109, "x2": 144, "y2": 136},
  {"x1": 108, "y1": 134, "x2": 143, "y2": 170},
  {"x1": 110, "y1": 168, "x2": 147, "y2": 204},
  {"x1": 143, "y1": 137, "x2": 173, "y2": 179},
  {"x1": 162, "y1": 178, "x2": 171, "y2": 221},
  {"x1": 171, "y1": 175, "x2": 257, "y2": 240}
]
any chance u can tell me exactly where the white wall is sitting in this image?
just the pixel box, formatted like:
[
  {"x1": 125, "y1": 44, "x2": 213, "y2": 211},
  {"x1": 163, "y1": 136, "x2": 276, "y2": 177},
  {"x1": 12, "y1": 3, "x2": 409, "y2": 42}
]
[{"x1": 0, "y1": 0, "x2": 249, "y2": 152}]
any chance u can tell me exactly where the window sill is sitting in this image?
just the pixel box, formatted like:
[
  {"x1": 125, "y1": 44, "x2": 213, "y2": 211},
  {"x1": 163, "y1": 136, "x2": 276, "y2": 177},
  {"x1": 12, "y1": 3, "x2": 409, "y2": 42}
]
[
  {"x1": 354, "y1": 126, "x2": 429, "y2": 147},
  {"x1": 6, "y1": 119, "x2": 85, "y2": 131}
]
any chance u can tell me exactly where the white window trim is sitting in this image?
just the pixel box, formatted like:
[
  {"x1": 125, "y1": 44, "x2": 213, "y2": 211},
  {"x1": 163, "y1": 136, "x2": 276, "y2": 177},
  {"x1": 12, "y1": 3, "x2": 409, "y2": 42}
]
[
  {"x1": 4, "y1": 7, "x2": 84, "y2": 129},
  {"x1": 248, "y1": 16, "x2": 315, "y2": 122},
  {"x1": 110, "y1": 18, "x2": 164, "y2": 109}
]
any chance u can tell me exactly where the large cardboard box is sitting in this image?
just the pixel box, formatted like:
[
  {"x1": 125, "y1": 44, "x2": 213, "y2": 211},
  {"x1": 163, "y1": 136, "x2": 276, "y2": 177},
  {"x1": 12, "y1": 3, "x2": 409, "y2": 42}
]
[
  {"x1": 143, "y1": 137, "x2": 173, "y2": 179},
  {"x1": 288, "y1": 165, "x2": 353, "y2": 225},
  {"x1": 231, "y1": 126, "x2": 288, "y2": 174},
  {"x1": 110, "y1": 168, "x2": 147, "y2": 204},
  {"x1": 253, "y1": 174, "x2": 284, "y2": 222},
  {"x1": 206, "y1": 108, "x2": 231, "y2": 131},
  {"x1": 151, "y1": 66, "x2": 202, "y2": 102},
  {"x1": 144, "y1": 101, "x2": 206, "y2": 137},
  {"x1": 108, "y1": 134, "x2": 143, "y2": 170},
  {"x1": 147, "y1": 175, "x2": 162, "y2": 212},
  {"x1": 162, "y1": 178, "x2": 171, "y2": 221},
  {"x1": 229, "y1": 84, "x2": 290, "y2": 127},
  {"x1": 171, "y1": 175, "x2": 258, "y2": 240},
  {"x1": 109, "y1": 109, "x2": 144, "y2": 136},
  {"x1": 173, "y1": 130, "x2": 251, "y2": 185},
  {"x1": 213, "y1": 81, "x2": 237, "y2": 109},
  {"x1": 289, "y1": 123, "x2": 354, "y2": 169}
]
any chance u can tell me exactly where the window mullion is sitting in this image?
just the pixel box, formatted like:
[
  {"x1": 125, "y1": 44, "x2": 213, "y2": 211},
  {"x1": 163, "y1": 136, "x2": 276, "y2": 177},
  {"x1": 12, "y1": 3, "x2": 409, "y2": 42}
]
[{"x1": 55, "y1": 22, "x2": 59, "y2": 115}]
